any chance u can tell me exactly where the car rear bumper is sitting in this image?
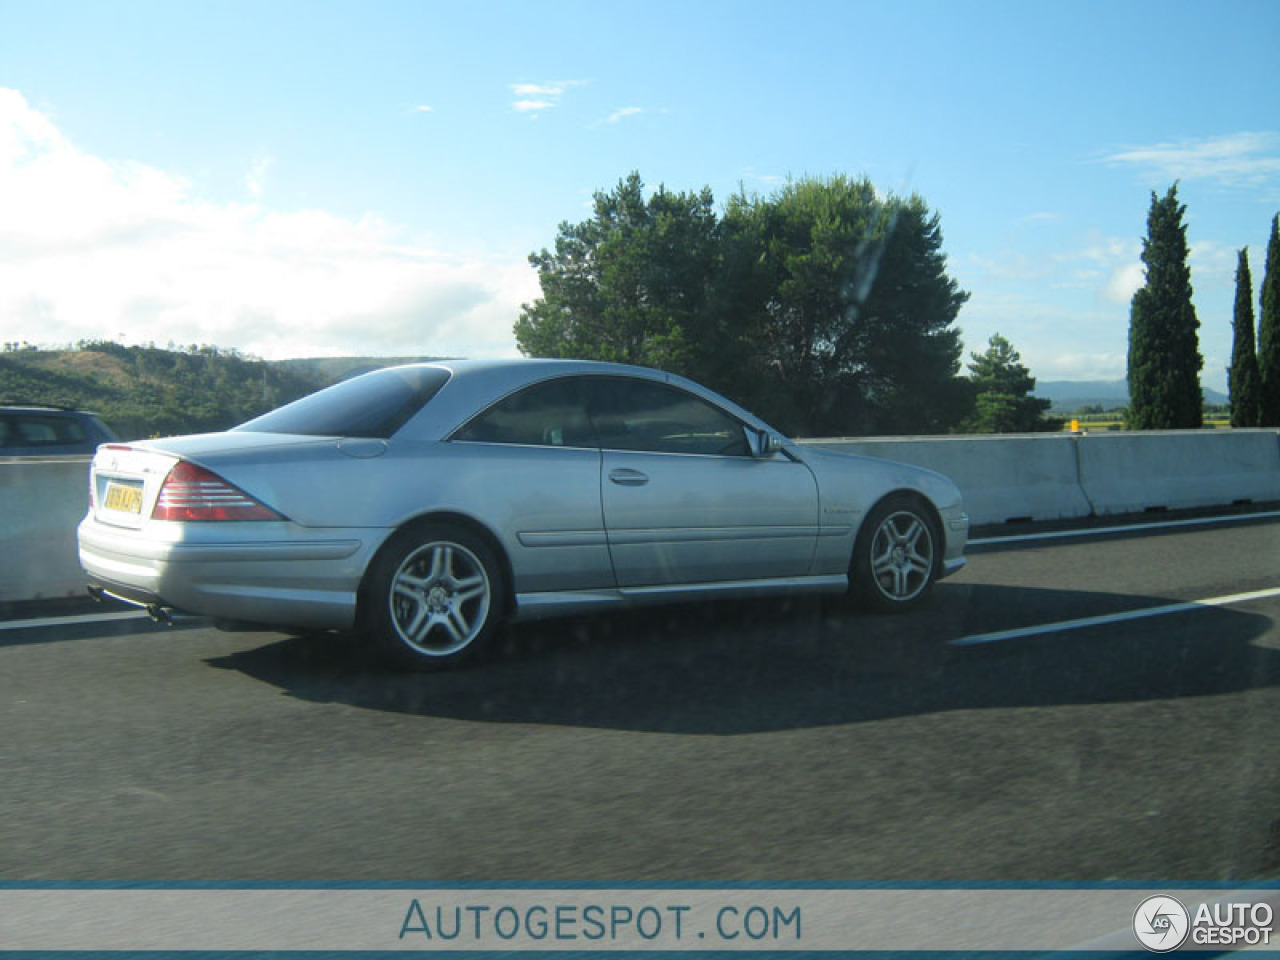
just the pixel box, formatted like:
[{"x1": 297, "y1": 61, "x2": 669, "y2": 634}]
[{"x1": 77, "y1": 516, "x2": 379, "y2": 631}]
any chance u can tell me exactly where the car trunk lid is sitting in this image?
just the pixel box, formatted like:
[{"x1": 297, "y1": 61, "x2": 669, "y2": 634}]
[{"x1": 90, "y1": 444, "x2": 181, "y2": 530}]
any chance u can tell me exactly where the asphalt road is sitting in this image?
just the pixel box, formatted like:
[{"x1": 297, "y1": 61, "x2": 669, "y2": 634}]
[{"x1": 2, "y1": 514, "x2": 1279, "y2": 881}]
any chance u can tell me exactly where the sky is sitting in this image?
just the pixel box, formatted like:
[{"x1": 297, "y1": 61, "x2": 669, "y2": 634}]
[{"x1": 2, "y1": 0, "x2": 1278, "y2": 390}]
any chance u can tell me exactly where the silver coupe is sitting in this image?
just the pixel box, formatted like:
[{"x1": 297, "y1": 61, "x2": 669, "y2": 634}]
[{"x1": 78, "y1": 359, "x2": 969, "y2": 668}]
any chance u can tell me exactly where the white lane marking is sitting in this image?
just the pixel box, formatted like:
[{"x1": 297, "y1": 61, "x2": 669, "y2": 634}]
[
  {"x1": 951, "y1": 586, "x2": 1280, "y2": 646},
  {"x1": 0, "y1": 610, "x2": 146, "y2": 633},
  {"x1": 970, "y1": 509, "x2": 1280, "y2": 547}
]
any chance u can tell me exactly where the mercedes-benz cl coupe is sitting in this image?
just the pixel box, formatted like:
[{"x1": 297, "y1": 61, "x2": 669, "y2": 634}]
[{"x1": 79, "y1": 359, "x2": 969, "y2": 669}]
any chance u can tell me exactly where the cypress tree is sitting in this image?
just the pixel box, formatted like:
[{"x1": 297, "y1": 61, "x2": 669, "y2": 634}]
[
  {"x1": 1229, "y1": 248, "x2": 1261, "y2": 427},
  {"x1": 1259, "y1": 214, "x2": 1280, "y2": 427},
  {"x1": 1127, "y1": 184, "x2": 1203, "y2": 429}
]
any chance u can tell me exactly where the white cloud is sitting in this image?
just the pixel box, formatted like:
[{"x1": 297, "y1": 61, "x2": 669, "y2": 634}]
[
  {"x1": 1102, "y1": 132, "x2": 1280, "y2": 189},
  {"x1": 957, "y1": 289, "x2": 1130, "y2": 382},
  {"x1": 0, "y1": 88, "x2": 536, "y2": 360},
  {"x1": 1189, "y1": 239, "x2": 1238, "y2": 287},
  {"x1": 509, "y1": 80, "x2": 586, "y2": 116},
  {"x1": 512, "y1": 99, "x2": 555, "y2": 114},
  {"x1": 959, "y1": 229, "x2": 1237, "y2": 391},
  {"x1": 1071, "y1": 236, "x2": 1235, "y2": 305},
  {"x1": 1103, "y1": 262, "x2": 1144, "y2": 304},
  {"x1": 511, "y1": 83, "x2": 564, "y2": 99},
  {"x1": 245, "y1": 155, "x2": 272, "y2": 199},
  {"x1": 410, "y1": 104, "x2": 434, "y2": 114},
  {"x1": 1030, "y1": 351, "x2": 1129, "y2": 382},
  {"x1": 602, "y1": 106, "x2": 644, "y2": 124}
]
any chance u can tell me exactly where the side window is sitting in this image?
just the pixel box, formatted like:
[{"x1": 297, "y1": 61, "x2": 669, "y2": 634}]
[
  {"x1": 16, "y1": 415, "x2": 87, "y2": 447},
  {"x1": 452, "y1": 377, "x2": 596, "y2": 448},
  {"x1": 584, "y1": 378, "x2": 749, "y2": 457}
]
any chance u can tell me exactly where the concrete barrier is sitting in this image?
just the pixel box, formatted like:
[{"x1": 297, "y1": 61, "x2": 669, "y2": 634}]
[
  {"x1": 1076, "y1": 429, "x2": 1280, "y2": 515},
  {"x1": 802, "y1": 435, "x2": 1094, "y2": 526},
  {"x1": 0, "y1": 457, "x2": 91, "y2": 604},
  {"x1": 2, "y1": 431, "x2": 1278, "y2": 606}
]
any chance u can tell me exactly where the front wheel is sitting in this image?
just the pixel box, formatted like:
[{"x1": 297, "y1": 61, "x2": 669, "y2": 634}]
[
  {"x1": 364, "y1": 522, "x2": 505, "y2": 670},
  {"x1": 851, "y1": 496, "x2": 939, "y2": 613}
]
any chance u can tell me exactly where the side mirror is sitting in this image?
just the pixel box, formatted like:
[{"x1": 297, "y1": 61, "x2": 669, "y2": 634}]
[{"x1": 746, "y1": 427, "x2": 783, "y2": 459}]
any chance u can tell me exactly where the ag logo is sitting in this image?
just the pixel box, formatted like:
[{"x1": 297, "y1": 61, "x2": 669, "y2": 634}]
[{"x1": 1133, "y1": 895, "x2": 1190, "y2": 952}]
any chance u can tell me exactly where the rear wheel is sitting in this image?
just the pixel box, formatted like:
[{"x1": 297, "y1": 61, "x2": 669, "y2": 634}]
[
  {"x1": 364, "y1": 522, "x2": 504, "y2": 670},
  {"x1": 851, "y1": 495, "x2": 939, "y2": 613}
]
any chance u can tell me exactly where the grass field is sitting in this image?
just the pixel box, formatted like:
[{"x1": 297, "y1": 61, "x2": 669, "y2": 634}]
[{"x1": 1061, "y1": 416, "x2": 1232, "y2": 431}]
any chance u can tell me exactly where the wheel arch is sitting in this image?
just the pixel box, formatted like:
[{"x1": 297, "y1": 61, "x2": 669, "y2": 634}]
[
  {"x1": 853, "y1": 488, "x2": 945, "y2": 577},
  {"x1": 356, "y1": 510, "x2": 516, "y2": 629}
]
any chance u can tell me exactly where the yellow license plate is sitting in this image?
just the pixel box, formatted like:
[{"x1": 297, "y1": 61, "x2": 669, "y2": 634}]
[{"x1": 104, "y1": 483, "x2": 143, "y2": 514}]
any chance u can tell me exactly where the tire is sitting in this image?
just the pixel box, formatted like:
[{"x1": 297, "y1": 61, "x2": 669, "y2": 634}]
[
  {"x1": 363, "y1": 521, "x2": 505, "y2": 670},
  {"x1": 851, "y1": 495, "x2": 940, "y2": 613}
]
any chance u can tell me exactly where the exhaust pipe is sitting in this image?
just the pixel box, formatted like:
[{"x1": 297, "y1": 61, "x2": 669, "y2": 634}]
[
  {"x1": 146, "y1": 604, "x2": 174, "y2": 626},
  {"x1": 87, "y1": 586, "x2": 175, "y2": 626}
]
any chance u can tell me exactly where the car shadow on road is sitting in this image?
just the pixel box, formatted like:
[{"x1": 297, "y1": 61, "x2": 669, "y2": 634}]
[{"x1": 206, "y1": 582, "x2": 1280, "y2": 735}]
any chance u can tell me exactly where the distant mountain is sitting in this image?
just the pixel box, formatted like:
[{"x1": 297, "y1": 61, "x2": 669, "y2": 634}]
[{"x1": 1033, "y1": 379, "x2": 1228, "y2": 412}]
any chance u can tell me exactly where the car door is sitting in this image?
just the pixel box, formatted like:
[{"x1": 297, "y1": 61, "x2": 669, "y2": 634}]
[
  {"x1": 583, "y1": 376, "x2": 820, "y2": 588},
  {"x1": 449, "y1": 376, "x2": 609, "y2": 595}
]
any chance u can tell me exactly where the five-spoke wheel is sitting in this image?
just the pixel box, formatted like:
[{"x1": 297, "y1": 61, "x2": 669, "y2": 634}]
[
  {"x1": 365, "y1": 522, "x2": 504, "y2": 669},
  {"x1": 852, "y1": 495, "x2": 939, "y2": 612}
]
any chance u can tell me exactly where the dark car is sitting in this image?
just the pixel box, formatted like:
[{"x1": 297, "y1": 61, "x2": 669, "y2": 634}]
[{"x1": 0, "y1": 405, "x2": 118, "y2": 457}]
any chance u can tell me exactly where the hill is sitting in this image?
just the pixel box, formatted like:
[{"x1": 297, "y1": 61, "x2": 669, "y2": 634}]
[
  {"x1": 0, "y1": 342, "x2": 325, "y2": 440},
  {"x1": 1034, "y1": 379, "x2": 1228, "y2": 412},
  {"x1": 0, "y1": 345, "x2": 456, "y2": 440}
]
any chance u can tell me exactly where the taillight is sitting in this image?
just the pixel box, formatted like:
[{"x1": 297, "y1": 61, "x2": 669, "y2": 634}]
[{"x1": 152, "y1": 461, "x2": 284, "y2": 522}]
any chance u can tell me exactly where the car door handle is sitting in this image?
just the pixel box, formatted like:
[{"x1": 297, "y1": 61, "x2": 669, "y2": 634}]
[{"x1": 608, "y1": 468, "x2": 649, "y2": 487}]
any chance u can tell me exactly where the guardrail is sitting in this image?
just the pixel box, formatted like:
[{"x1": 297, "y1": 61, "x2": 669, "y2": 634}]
[
  {"x1": 803, "y1": 434, "x2": 1094, "y2": 524},
  {"x1": 3, "y1": 431, "x2": 1279, "y2": 606},
  {"x1": 1, "y1": 456, "x2": 91, "y2": 603},
  {"x1": 802, "y1": 429, "x2": 1280, "y2": 525}
]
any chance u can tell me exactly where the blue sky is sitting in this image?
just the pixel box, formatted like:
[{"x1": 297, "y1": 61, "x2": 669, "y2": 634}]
[{"x1": 2, "y1": 0, "x2": 1278, "y2": 390}]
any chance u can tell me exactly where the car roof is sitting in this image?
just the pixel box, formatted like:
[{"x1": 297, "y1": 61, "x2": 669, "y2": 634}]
[
  {"x1": 424, "y1": 357, "x2": 661, "y2": 377},
  {"x1": 391, "y1": 357, "x2": 776, "y2": 441},
  {"x1": 1, "y1": 404, "x2": 87, "y2": 413}
]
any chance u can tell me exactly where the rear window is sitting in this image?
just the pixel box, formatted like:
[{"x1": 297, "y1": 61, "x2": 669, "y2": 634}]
[
  {"x1": 1, "y1": 414, "x2": 88, "y2": 449},
  {"x1": 234, "y1": 366, "x2": 452, "y2": 438}
]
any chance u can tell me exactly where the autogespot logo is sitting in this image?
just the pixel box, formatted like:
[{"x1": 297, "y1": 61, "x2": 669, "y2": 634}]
[{"x1": 1134, "y1": 895, "x2": 1190, "y2": 952}]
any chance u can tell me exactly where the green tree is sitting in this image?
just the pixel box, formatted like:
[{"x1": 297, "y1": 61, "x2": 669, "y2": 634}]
[
  {"x1": 1127, "y1": 184, "x2": 1203, "y2": 429},
  {"x1": 514, "y1": 173, "x2": 720, "y2": 375},
  {"x1": 1229, "y1": 248, "x2": 1261, "y2": 427},
  {"x1": 1259, "y1": 214, "x2": 1280, "y2": 426},
  {"x1": 962, "y1": 333, "x2": 1054, "y2": 433},
  {"x1": 723, "y1": 177, "x2": 970, "y2": 435},
  {"x1": 516, "y1": 172, "x2": 971, "y2": 436}
]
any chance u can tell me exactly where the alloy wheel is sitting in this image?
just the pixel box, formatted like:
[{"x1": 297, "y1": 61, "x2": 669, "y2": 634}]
[{"x1": 389, "y1": 540, "x2": 492, "y2": 657}]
